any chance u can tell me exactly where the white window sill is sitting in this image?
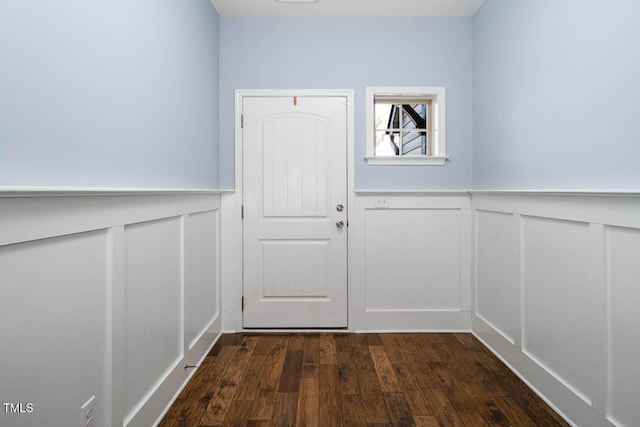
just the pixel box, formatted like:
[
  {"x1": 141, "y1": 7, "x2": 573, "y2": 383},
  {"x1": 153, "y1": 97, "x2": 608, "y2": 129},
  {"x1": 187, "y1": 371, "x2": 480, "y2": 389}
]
[{"x1": 364, "y1": 156, "x2": 448, "y2": 166}]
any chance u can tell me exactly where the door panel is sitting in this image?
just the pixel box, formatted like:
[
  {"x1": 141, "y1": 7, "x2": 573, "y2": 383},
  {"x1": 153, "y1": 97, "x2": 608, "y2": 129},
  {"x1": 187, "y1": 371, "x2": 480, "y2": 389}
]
[
  {"x1": 243, "y1": 96, "x2": 347, "y2": 328},
  {"x1": 262, "y1": 115, "x2": 328, "y2": 218},
  {"x1": 262, "y1": 240, "x2": 329, "y2": 297}
]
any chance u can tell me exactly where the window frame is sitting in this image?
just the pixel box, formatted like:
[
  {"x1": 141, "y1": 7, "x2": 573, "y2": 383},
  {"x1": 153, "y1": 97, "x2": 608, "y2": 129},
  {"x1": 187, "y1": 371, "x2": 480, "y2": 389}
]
[{"x1": 365, "y1": 87, "x2": 447, "y2": 165}]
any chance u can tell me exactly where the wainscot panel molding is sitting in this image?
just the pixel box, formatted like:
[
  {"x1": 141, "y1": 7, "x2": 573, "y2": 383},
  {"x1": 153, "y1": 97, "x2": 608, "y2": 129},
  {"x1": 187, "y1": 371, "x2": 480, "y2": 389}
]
[
  {"x1": 351, "y1": 192, "x2": 472, "y2": 331},
  {"x1": 471, "y1": 191, "x2": 640, "y2": 427},
  {"x1": 0, "y1": 191, "x2": 222, "y2": 427}
]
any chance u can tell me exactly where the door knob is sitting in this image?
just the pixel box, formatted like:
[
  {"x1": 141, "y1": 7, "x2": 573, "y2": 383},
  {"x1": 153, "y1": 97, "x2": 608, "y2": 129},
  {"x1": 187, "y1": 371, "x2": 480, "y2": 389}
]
[
  {"x1": 336, "y1": 204, "x2": 344, "y2": 212},
  {"x1": 336, "y1": 220, "x2": 344, "y2": 228}
]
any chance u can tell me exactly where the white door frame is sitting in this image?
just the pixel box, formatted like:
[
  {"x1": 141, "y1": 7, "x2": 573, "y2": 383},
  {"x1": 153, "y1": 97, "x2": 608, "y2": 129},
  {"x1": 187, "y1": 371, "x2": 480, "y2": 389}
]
[{"x1": 220, "y1": 89, "x2": 356, "y2": 332}]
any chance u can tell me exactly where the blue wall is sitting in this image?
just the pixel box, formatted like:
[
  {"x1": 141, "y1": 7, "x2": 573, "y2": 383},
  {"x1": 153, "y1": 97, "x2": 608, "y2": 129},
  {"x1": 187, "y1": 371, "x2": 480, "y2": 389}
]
[
  {"x1": 219, "y1": 17, "x2": 473, "y2": 190},
  {"x1": 473, "y1": 0, "x2": 640, "y2": 189},
  {"x1": 0, "y1": 0, "x2": 220, "y2": 188},
  {"x1": 6, "y1": 2, "x2": 635, "y2": 190}
]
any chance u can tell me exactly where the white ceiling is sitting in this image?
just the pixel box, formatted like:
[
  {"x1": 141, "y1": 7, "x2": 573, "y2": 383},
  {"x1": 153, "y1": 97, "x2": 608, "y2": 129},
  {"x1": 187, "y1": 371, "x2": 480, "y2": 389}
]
[{"x1": 210, "y1": 0, "x2": 486, "y2": 18}]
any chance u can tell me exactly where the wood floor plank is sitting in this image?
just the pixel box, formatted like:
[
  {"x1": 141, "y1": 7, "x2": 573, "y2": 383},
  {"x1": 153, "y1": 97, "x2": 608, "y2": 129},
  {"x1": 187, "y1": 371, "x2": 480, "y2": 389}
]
[
  {"x1": 248, "y1": 336, "x2": 288, "y2": 421},
  {"x1": 199, "y1": 336, "x2": 259, "y2": 426},
  {"x1": 380, "y1": 334, "x2": 410, "y2": 364},
  {"x1": 494, "y1": 396, "x2": 538, "y2": 426},
  {"x1": 413, "y1": 414, "x2": 440, "y2": 427},
  {"x1": 360, "y1": 384, "x2": 389, "y2": 425},
  {"x1": 416, "y1": 333, "x2": 446, "y2": 344},
  {"x1": 461, "y1": 382, "x2": 528, "y2": 425},
  {"x1": 427, "y1": 361, "x2": 456, "y2": 388},
  {"x1": 334, "y1": 333, "x2": 353, "y2": 353},
  {"x1": 383, "y1": 392, "x2": 415, "y2": 427},
  {"x1": 353, "y1": 335, "x2": 376, "y2": 370},
  {"x1": 160, "y1": 345, "x2": 238, "y2": 427},
  {"x1": 434, "y1": 338, "x2": 478, "y2": 384},
  {"x1": 441, "y1": 333, "x2": 469, "y2": 354},
  {"x1": 395, "y1": 334, "x2": 427, "y2": 364},
  {"x1": 221, "y1": 398, "x2": 253, "y2": 427},
  {"x1": 461, "y1": 347, "x2": 504, "y2": 372},
  {"x1": 247, "y1": 388, "x2": 278, "y2": 422},
  {"x1": 458, "y1": 412, "x2": 493, "y2": 427},
  {"x1": 159, "y1": 356, "x2": 215, "y2": 427},
  {"x1": 352, "y1": 339, "x2": 389, "y2": 424},
  {"x1": 392, "y1": 364, "x2": 433, "y2": 416},
  {"x1": 491, "y1": 371, "x2": 568, "y2": 426},
  {"x1": 255, "y1": 336, "x2": 288, "y2": 390},
  {"x1": 320, "y1": 334, "x2": 337, "y2": 364},
  {"x1": 278, "y1": 350, "x2": 304, "y2": 392},
  {"x1": 459, "y1": 363, "x2": 508, "y2": 398},
  {"x1": 407, "y1": 334, "x2": 444, "y2": 362},
  {"x1": 473, "y1": 397, "x2": 510, "y2": 426},
  {"x1": 337, "y1": 349, "x2": 359, "y2": 395},
  {"x1": 363, "y1": 333, "x2": 383, "y2": 346},
  {"x1": 245, "y1": 420, "x2": 272, "y2": 427},
  {"x1": 446, "y1": 385, "x2": 490, "y2": 426},
  {"x1": 210, "y1": 333, "x2": 245, "y2": 354},
  {"x1": 369, "y1": 345, "x2": 401, "y2": 393},
  {"x1": 407, "y1": 362, "x2": 442, "y2": 389},
  {"x1": 421, "y1": 387, "x2": 466, "y2": 427},
  {"x1": 302, "y1": 334, "x2": 320, "y2": 378},
  {"x1": 318, "y1": 363, "x2": 342, "y2": 426},
  {"x1": 271, "y1": 392, "x2": 298, "y2": 427},
  {"x1": 288, "y1": 334, "x2": 305, "y2": 351},
  {"x1": 455, "y1": 333, "x2": 486, "y2": 352},
  {"x1": 252, "y1": 334, "x2": 284, "y2": 356},
  {"x1": 446, "y1": 379, "x2": 480, "y2": 415},
  {"x1": 341, "y1": 394, "x2": 368, "y2": 427},
  {"x1": 160, "y1": 333, "x2": 569, "y2": 427},
  {"x1": 296, "y1": 377, "x2": 319, "y2": 427},
  {"x1": 233, "y1": 355, "x2": 267, "y2": 401}
]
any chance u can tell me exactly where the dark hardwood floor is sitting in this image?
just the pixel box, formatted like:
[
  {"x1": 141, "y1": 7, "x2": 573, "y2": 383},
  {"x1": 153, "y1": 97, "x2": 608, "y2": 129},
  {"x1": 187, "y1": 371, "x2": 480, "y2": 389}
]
[{"x1": 159, "y1": 333, "x2": 568, "y2": 427}]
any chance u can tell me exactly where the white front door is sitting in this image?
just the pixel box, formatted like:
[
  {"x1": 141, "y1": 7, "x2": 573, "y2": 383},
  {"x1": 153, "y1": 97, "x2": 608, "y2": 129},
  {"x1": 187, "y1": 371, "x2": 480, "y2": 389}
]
[{"x1": 242, "y1": 95, "x2": 348, "y2": 328}]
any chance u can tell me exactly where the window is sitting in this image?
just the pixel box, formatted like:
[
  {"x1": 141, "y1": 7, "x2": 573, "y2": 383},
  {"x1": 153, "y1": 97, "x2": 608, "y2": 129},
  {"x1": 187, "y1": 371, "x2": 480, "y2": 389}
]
[{"x1": 366, "y1": 87, "x2": 447, "y2": 165}]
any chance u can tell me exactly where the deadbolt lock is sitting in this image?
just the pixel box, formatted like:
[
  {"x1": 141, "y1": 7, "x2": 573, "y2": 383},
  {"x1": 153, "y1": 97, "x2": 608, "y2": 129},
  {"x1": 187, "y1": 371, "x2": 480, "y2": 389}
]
[{"x1": 336, "y1": 204, "x2": 344, "y2": 212}]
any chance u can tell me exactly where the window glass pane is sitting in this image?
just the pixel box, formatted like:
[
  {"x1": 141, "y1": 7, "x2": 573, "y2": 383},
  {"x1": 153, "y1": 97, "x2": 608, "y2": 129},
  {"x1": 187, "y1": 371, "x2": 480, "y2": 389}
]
[
  {"x1": 374, "y1": 102, "x2": 394, "y2": 130},
  {"x1": 402, "y1": 104, "x2": 428, "y2": 130},
  {"x1": 375, "y1": 131, "x2": 399, "y2": 156},
  {"x1": 400, "y1": 131, "x2": 428, "y2": 156}
]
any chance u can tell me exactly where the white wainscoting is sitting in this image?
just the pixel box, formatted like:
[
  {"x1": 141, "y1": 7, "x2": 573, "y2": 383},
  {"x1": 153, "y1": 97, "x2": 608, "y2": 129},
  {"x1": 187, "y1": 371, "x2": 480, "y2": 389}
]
[
  {"x1": 0, "y1": 190, "x2": 222, "y2": 427},
  {"x1": 472, "y1": 192, "x2": 640, "y2": 427},
  {"x1": 352, "y1": 192, "x2": 471, "y2": 331}
]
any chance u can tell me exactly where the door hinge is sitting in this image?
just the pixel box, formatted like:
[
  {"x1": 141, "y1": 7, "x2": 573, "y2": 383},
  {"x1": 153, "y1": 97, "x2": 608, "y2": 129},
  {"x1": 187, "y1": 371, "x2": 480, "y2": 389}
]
[
  {"x1": 241, "y1": 114, "x2": 244, "y2": 128},
  {"x1": 241, "y1": 296, "x2": 244, "y2": 311},
  {"x1": 241, "y1": 205, "x2": 244, "y2": 219}
]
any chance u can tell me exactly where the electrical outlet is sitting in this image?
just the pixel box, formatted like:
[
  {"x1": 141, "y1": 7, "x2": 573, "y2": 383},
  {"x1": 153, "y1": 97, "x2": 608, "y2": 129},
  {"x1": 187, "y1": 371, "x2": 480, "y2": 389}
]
[
  {"x1": 81, "y1": 396, "x2": 95, "y2": 427},
  {"x1": 374, "y1": 195, "x2": 389, "y2": 208}
]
